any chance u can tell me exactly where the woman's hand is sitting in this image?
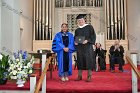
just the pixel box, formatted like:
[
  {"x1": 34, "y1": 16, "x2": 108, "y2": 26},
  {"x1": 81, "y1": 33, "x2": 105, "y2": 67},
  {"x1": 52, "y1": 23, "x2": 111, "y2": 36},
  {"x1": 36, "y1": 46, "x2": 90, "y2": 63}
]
[
  {"x1": 75, "y1": 42, "x2": 78, "y2": 45},
  {"x1": 63, "y1": 48, "x2": 69, "y2": 52}
]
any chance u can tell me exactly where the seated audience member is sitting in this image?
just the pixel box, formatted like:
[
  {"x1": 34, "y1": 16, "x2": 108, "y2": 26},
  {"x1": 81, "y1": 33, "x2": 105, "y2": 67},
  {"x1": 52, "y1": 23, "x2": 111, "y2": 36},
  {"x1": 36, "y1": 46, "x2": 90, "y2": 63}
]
[
  {"x1": 109, "y1": 39, "x2": 124, "y2": 72},
  {"x1": 95, "y1": 43, "x2": 106, "y2": 71}
]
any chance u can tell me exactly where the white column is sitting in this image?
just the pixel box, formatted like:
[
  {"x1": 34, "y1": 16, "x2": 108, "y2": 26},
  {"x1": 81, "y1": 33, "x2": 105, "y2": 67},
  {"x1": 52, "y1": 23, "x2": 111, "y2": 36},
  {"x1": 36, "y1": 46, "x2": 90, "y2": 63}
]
[
  {"x1": 49, "y1": 0, "x2": 52, "y2": 39},
  {"x1": 36, "y1": 0, "x2": 39, "y2": 40},
  {"x1": 64, "y1": 0, "x2": 66, "y2": 7},
  {"x1": 51, "y1": 0, "x2": 55, "y2": 38},
  {"x1": 0, "y1": 0, "x2": 1, "y2": 50},
  {"x1": 12, "y1": 0, "x2": 20, "y2": 51},
  {"x1": 131, "y1": 53, "x2": 138, "y2": 93},
  {"x1": 114, "y1": 0, "x2": 117, "y2": 39},
  {"x1": 42, "y1": 0, "x2": 45, "y2": 40},
  {"x1": 124, "y1": 0, "x2": 127, "y2": 40},
  {"x1": 72, "y1": 0, "x2": 73, "y2": 7},
  {"x1": 38, "y1": 0, "x2": 41, "y2": 40},
  {"x1": 42, "y1": 54, "x2": 46, "y2": 93},
  {"x1": 84, "y1": 0, "x2": 86, "y2": 6},
  {"x1": 117, "y1": 0, "x2": 121, "y2": 39},
  {"x1": 104, "y1": 0, "x2": 107, "y2": 40},
  {"x1": 121, "y1": 0, "x2": 124, "y2": 39},
  {"x1": 33, "y1": 0, "x2": 36, "y2": 40},
  {"x1": 45, "y1": 0, "x2": 48, "y2": 38},
  {"x1": 1, "y1": 0, "x2": 20, "y2": 51},
  {"x1": 106, "y1": 0, "x2": 110, "y2": 40},
  {"x1": 110, "y1": 0, "x2": 114, "y2": 39},
  {"x1": 30, "y1": 76, "x2": 36, "y2": 93}
]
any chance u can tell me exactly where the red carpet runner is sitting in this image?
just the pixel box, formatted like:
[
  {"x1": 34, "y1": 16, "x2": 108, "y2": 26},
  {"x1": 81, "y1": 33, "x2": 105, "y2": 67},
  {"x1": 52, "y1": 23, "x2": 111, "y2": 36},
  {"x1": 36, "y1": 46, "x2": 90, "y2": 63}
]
[{"x1": 0, "y1": 64, "x2": 140, "y2": 93}]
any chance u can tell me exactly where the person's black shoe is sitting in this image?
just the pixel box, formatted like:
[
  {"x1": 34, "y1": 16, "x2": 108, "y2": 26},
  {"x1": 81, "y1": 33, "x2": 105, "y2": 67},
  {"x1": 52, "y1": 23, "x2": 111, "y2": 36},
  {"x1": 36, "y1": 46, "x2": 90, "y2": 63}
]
[
  {"x1": 119, "y1": 69, "x2": 123, "y2": 73},
  {"x1": 75, "y1": 76, "x2": 82, "y2": 81},
  {"x1": 111, "y1": 70, "x2": 115, "y2": 73},
  {"x1": 85, "y1": 76, "x2": 91, "y2": 82}
]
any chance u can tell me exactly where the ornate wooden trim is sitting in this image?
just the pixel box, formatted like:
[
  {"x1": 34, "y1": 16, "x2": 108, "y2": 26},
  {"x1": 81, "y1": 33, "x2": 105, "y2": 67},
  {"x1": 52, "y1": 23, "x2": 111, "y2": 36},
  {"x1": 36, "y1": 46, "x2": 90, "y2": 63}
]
[{"x1": 33, "y1": 40, "x2": 52, "y2": 51}]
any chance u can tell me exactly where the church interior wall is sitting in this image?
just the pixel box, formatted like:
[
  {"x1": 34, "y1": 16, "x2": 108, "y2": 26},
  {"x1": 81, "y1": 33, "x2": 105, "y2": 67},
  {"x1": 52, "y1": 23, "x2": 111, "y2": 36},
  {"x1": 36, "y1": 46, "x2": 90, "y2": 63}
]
[
  {"x1": 0, "y1": 0, "x2": 1, "y2": 51},
  {"x1": 1, "y1": 0, "x2": 20, "y2": 52},
  {"x1": 0, "y1": 0, "x2": 140, "y2": 63},
  {"x1": 127, "y1": 0, "x2": 140, "y2": 63},
  {"x1": 19, "y1": 0, "x2": 33, "y2": 51}
]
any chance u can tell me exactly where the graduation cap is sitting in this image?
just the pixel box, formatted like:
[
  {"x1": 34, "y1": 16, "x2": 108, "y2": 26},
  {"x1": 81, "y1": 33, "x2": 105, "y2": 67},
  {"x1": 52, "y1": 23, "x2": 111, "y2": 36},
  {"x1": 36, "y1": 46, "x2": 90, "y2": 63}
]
[{"x1": 76, "y1": 14, "x2": 86, "y2": 19}]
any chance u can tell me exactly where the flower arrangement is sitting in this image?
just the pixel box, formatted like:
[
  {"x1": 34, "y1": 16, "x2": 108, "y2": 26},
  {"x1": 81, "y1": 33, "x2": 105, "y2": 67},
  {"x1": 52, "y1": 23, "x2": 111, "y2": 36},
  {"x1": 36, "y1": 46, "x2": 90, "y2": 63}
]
[
  {"x1": 0, "y1": 53, "x2": 10, "y2": 84},
  {"x1": 8, "y1": 50, "x2": 35, "y2": 82}
]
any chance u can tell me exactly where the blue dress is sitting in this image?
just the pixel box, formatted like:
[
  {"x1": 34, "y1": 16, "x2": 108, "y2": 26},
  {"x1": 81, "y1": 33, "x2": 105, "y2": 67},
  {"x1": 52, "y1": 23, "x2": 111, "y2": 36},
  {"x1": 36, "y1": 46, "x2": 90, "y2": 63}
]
[{"x1": 52, "y1": 32, "x2": 75, "y2": 77}]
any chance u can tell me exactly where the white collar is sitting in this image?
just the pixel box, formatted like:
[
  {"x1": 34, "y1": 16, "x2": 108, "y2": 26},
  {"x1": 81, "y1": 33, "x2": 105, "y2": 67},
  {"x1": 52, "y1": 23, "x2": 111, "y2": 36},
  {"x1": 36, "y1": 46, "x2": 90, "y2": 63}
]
[{"x1": 78, "y1": 24, "x2": 88, "y2": 28}]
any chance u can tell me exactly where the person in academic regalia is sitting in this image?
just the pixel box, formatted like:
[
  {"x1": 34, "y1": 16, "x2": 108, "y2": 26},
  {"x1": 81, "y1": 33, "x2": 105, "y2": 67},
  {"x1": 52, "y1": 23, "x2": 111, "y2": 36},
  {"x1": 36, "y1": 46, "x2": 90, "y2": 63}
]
[
  {"x1": 95, "y1": 43, "x2": 106, "y2": 71},
  {"x1": 52, "y1": 23, "x2": 75, "y2": 82},
  {"x1": 74, "y1": 14, "x2": 96, "y2": 82},
  {"x1": 109, "y1": 39, "x2": 124, "y2": 72}
]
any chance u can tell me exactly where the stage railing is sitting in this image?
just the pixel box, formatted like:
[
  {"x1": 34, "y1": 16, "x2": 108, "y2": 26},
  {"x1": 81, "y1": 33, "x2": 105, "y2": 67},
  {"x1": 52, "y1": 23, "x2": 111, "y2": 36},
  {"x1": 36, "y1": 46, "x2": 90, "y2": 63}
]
[
  {"x1": 34, "y1": 54, "x2": 55, "y2": 93},
  {"x1": 126, "y1": 56, "x2": 140, "y2": 78},
  {"x1": 126, "y1": 52, "x2": 139, "y2": 93}
]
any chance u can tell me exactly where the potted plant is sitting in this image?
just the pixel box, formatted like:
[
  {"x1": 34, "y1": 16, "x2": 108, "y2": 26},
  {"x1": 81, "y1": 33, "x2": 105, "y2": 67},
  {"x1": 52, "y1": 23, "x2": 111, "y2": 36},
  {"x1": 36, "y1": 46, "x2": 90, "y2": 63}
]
[
  {"x1": 8, "y1": 50, "x2": 35, "y2": 87},
  {"x1": 0, "y1": 53, "x2": 10, "y2": 84}
]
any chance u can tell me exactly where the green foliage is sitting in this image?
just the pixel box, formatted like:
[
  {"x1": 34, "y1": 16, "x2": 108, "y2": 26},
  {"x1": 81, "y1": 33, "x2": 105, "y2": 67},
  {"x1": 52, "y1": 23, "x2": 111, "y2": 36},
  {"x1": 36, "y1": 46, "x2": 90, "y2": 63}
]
[{"x1": 0, "y1": 54, "x2": 10, "y2": 79}]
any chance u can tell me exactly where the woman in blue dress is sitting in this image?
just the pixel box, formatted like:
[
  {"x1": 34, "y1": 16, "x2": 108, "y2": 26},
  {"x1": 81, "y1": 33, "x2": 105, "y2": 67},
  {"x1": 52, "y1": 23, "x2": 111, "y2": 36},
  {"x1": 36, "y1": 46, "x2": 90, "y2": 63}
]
[{"x1": 52, "y1": 23, "x2": 75, "y2": 81}]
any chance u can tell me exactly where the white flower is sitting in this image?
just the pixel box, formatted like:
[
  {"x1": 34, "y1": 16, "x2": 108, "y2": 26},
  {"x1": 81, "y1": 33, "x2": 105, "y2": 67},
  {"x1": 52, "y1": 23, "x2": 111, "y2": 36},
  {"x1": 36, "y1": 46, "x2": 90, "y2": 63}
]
[
  {"x1": 20, "y1": 71, "x2": 26, "y2": 74},
  {"x1": 11, "y1": 76, "x2": 17, "y2": 79},
  {"x1": 16, "y1": 59, "x2": 19, "y2": 62},
  {"x1": 9, "y1": 51, "x2": 35, "y2": 81},
  {"x1": 8, "y1": 59, "x2": 11, "y2": 63},
  {"x1": 18, "y1": 67, "x2": 21, "y2": 71},
  {"x1": 23, "y1": 66, "x2": 26, "y2": 68},
  {"x1": 0, "y1": 54, "x2": 2, "y2": 60},
  {"x1": 10, "y1": 76, "x2": 14, "y2": 79},
  {"x1": 13, "y1": 70, "x2": 17, "y2": 75},
  {"x1": 12, "y1": 56, "x2": 14, "y2": 60},
  {"x1": 14, "y1": 76, "x2": 17, "y2": 79},
  {"x1": 9, "y1": 66, "x2": 14, "y2": 70},
  {"x1": 18, "y1": 62, "x2": 21, "y2": 65},
  {"x1": 24, "y1": 74, "x2": 28, "y2": 78},
  {"x1": 29, "y1": 70, "x2": 33, "y2": 74},
  {"x1": 27, "y1": 63, "x2": 31, "y2": 67},
  {"x1": 16, "y1": 64, "x2": 19, "y2": 68},
  {"x1": 11, "y1": 64, "x2": 14, "y2": 67},
  {"x1": 13, "y1": 76, "x2": 17, "y2": 79},
  {"x1": 14, "y1": 65, "x2": 16, "y2": 68}
]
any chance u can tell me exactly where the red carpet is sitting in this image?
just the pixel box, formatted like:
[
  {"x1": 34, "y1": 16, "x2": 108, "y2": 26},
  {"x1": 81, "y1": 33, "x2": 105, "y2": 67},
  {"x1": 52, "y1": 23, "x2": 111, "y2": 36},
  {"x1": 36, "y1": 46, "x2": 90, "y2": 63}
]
[{"x1": 0, "y1": 64, "x2": 140, "y2": 93}]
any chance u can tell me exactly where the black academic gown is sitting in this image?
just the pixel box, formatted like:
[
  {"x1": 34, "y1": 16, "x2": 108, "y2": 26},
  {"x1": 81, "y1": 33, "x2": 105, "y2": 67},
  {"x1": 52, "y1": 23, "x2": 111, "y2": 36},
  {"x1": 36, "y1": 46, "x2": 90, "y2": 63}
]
[
  {"x1": 95, "y1": 48, "x2": 106, "y2": 70},
  {"x1": 75, "y1": 24, "x2": 96, "y2": 70},
  {"x1": 62, "y1": 34, "x2": 69, "y2": 72}
]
